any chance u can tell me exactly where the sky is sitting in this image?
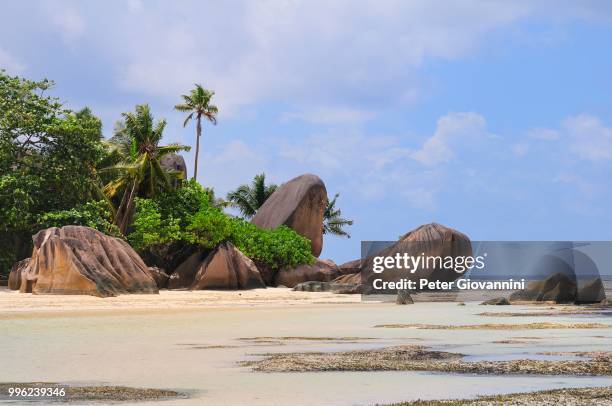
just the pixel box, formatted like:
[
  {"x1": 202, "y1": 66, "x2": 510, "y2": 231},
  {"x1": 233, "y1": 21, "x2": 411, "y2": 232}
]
[{"x1": 2, "y1": 0, "x2": 612, "y2": 262}]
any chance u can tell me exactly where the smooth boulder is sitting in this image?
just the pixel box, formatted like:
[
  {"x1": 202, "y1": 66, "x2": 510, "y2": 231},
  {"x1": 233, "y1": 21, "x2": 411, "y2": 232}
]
[
  {"x1": 274, "y1": 259, "x2": 340, "y2": 288},
  {"x1": 361, "y1": 223, "x2": 472, "y2": 287},
  {"x1": 8, "y1": 258, "x2": 30, "y2": 290},
  {"x1": 481, "y1": 297, "x2": 510, "y2": 305},
  {"x1": 577, "y1": 277, "x2": 606, "y2": 304},
  {"x1": 191, "y1": 242, "x2": 265, "y2": 290},
  {"x1": 252, "y1": 174, "x2": 327, "y2": 257},
  {"x1": 18, "y1": 226, "x2": 158, "y2": 297},
  {"x1": 168, "y1": 251, "x2": 206, "y2": 289},
  {"x1": 292, "y1": 281, "x2": 362, "y2": 294},
  {"x1": 396, "y1": 290, "x2": 414, "y2": 305},
  {"x1": 509, "y1": 272, "x2": 576, "y2": 304}
]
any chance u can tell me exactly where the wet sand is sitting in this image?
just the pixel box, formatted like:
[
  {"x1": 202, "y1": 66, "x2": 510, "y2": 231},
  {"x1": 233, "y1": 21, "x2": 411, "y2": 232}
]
[{"x1": 1, "y1": 288, "x2": 611, "y2": 405}]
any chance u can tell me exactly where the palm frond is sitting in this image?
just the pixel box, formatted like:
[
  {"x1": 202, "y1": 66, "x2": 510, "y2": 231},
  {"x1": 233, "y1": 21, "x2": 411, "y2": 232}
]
[{"x1": 323, "y1": 193, "x2": 353, "y2": 238}]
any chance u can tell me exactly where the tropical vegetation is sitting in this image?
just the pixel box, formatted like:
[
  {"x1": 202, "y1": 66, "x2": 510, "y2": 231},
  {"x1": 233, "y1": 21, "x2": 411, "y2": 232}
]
[
  {"x1": 0, "y1": 71, "x2": 108, "y2": 273},
  {"x1": 102, "y1": 104, "x2": 190, "y2": 233},
  {"x1": 323, "y1": 193, "x2": 353, "y2": 238},
  {"x1": 0, "y1": 70, "x2": 324, "y2": 278},
  {"x1": 128, "y1": 181, "x2": 313, "y2": 270},
  {"x1": 174, "y1": 84, "x2": 218, "y2": 181},
  {"x1": 226, "y1": 173, "x2": 278, "y2": 218}
]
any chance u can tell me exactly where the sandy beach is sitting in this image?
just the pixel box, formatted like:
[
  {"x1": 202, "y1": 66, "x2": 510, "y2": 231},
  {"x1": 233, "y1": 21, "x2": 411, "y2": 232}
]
[
  {"x1": 1, "y1": 287, "x2": 610, "y2": 405},
  {"x1": 0, "y1": 287, "x2": 359, "y2": 315}
]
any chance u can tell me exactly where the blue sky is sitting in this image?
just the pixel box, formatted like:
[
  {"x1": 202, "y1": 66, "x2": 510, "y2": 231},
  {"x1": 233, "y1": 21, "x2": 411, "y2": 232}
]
[{"x1": 2, "y1": 1, "x2": 612, "y2": 262}]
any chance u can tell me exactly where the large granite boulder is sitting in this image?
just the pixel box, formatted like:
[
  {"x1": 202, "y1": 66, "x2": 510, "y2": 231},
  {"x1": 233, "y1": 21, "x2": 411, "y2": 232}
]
[
  {"x1": 251, "y1": 174, "x2": 327, "y2": 257},
  {"x1": 17, "y1": 226, "x2": 158, "y2": 297},
  {"x1": 508, "y1": 248, "x2": 606, "y2": 304},
  {"x1": 274, "y1": 259, "x2": 340, "y2": 288},
  {"x1": 168, "y1": 250, "x2": 206, "y2": 289},
  {"x1": 361, "y1": 223, "x2": 472, "y2": 288},
  {"x1": 191, "y1": 242, "x2": 265, "y2": 290},
  {"x1": 8, "y1": 258, "x2": 30, "y2": 290},
  {"x1": 169, "y1": 242, "x2": 265, "y2": 290},
  {"x1": 577, "y1": 277, "x2": 606, "y2": 303},
  {"x1": 509, "y1": 272, "x2": 576, "y2": 304}
]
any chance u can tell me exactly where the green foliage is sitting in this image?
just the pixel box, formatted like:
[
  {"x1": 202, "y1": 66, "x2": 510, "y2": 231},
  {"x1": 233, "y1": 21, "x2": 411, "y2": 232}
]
[
  {"x1": 37, "y1": 201, "x2": 121, "y2": 238},
  {"x1": 155, "y1": 179, "x2": 210, "y2": 227},
  {"x1": 129, "y1": 183, "x2": 314, "y2": 270},
  {"x1": 0, "y1": 71, "x2": 110, "y2": 275},
  {"x1": 102, "y1": 104, "x2": 190, "y2": 234},
  {"x1": 229, "y1": 220, "x2": 314, "y2": 270},
  {"x1": 226, "y1": 173, "x2": 278, "y2": 218},
  {"x1": 175, "y1": 83, "x2": 218, "y2": 180},
  {"x1": 127, "y1": 199, "x2": 181, "y2": 251},
  {"x1": 184, "y1": 206, "x2": 233, "y2": 250},
  {"x1": 323, "y1": 193, "x2": 353, "y2": 238},
  {"x1": 0, "y1": 71, "x2": 314, "y2": 275}
]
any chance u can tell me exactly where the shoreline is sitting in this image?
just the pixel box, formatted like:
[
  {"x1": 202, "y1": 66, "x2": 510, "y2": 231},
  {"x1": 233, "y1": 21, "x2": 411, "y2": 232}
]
[{"x1": 0, "y1": 287, "x2": 364, "y2": 317}]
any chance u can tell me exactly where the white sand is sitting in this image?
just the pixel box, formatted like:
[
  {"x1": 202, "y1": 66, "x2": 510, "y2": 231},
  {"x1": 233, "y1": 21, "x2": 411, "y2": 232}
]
[{"x1": 0, "y1": 287, "x2": 360, "y2": 316}]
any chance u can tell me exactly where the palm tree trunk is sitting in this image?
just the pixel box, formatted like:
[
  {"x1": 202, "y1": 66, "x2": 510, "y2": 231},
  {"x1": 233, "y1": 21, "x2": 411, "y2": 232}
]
[
  {"x1": 193, "y1": 115, "x2": 202, "y2": 181},
  {"x1": 115, "y1": 183, "x2": 131, "y2": 229},
  {"x1": 119, "y1": 181, "x2": 138, "y2": 234}
]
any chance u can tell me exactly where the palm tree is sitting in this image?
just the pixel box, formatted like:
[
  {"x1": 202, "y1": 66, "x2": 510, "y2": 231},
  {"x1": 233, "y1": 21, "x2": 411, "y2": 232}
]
[
  {"x1": 174, "y1": 84, "x2": 218, "y2": 181},
  {"x1": 226, "y1": 173, "x2": 278, "y2": 219},
  {"x1": 323, "y1": 193, "x2": 353, "y2": 238},
  {"x1": 102, "y1": 104, "x2": 190, "y2": 233}
]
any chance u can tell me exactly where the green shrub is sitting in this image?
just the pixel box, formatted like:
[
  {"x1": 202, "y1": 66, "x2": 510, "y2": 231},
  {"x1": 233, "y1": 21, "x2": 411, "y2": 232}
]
[
  {"x1": 184, "y1": 206, "x2": 233, "y2": 250},
  {"x1": 155, "y1": 179, "x2": 210, "y2": 228},
  {"x1": 128, "y1": 198, "x2": 181, "y2": 251},
  {"x1": 229, "y1": 220, "x2": 314, "y2": 270},
  {"x1": 36, "y1": 201, "x2": 121, "y2": 237},
  {"x1": 128, "y1": 189, "x2": 315, "y2": 270}
]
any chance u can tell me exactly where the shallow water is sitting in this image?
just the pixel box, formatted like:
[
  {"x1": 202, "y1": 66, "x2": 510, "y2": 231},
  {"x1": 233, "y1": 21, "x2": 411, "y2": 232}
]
[{"x1": 1, "y1": 300, "x2": 611, "y2": 405}]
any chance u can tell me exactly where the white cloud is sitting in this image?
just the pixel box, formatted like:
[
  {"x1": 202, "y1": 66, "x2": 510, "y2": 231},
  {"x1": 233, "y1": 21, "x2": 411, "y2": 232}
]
[
  {"x1": 564, "y1": 114, "x2": 612, "y2": 163},
  {"x1": 49, "y1": 6, "x2": 85, "y2": 44},
  {"x1": 0, "y1": 47, "x2": 26, "y2": 74},
  {"x1": 411, "y1": 112, "x2": 490, "y2": 166},
  {"x1": 70, "y1": 0, "x2": 539, "y2": 114}
]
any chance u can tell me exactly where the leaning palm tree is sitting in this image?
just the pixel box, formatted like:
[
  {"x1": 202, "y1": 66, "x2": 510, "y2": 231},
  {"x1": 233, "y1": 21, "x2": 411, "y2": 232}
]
[
  {"x1": 102, "y1": 104, "x2": 190, "y2": 233},
  {"x1": 174, "y1": 84, "x2": 218, "y2": 181},
  {"x1": 226, "y1": 173, "x2": 278, "y2": 219},
  {"x1": 323, "y1": 193, "x2": 353, "y2": 238}
]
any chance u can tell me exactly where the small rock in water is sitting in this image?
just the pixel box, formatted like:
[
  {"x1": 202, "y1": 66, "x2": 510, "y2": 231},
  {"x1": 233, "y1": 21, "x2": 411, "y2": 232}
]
[
  {"x1": 396, "y1": 290, "x2": 413, "y2": 305},
  {"x1": 481, "y1": 297, "x2": 510, "y2": 305}
]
